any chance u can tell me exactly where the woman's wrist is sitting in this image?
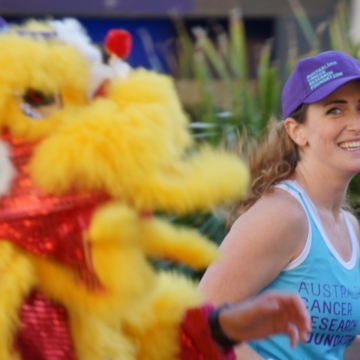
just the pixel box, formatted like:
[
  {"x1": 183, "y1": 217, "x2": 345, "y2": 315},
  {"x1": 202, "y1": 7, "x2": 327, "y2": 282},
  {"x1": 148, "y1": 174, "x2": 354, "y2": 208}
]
[{"x1": 208, "y1": 303, "x2": 240, "y2": 349}]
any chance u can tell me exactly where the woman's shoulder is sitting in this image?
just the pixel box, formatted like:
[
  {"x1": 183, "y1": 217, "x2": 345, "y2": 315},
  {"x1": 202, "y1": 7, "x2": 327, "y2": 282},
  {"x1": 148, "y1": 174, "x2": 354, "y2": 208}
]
[
  {"x1": 244, "y1": 186, "x2": 308, "y2": 223},
  {"x1": 222, "y1": 186, "x2": 309, "y2": 276},
  {"x1": 230, "y1": 186, "x2": 308, "y2": 247}
]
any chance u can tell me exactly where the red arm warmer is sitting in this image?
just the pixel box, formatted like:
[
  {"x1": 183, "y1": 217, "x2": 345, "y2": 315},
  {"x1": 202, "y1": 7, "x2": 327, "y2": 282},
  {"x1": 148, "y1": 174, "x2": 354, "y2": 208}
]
[{"x1": 179, "y1": 304, "x2": 236, "y2": 360}]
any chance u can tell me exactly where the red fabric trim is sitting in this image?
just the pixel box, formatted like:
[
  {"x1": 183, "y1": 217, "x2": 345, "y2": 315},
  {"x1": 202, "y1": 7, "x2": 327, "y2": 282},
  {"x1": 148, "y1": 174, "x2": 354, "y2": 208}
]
[
  {"x1": 0, "y1": 135, "x2": 107, "y2": 289},
  {"x1": 180, "y1": 304, "x2": 236, "y2": 360},
  {"x1": 15, "y1": 291, "x2": 76, "y2": 360}
]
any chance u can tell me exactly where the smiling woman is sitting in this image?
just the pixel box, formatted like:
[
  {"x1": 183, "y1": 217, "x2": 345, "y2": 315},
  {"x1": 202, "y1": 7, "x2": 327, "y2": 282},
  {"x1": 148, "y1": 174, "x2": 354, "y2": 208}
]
[
  {"x1": 199, "y1": 51, "x2": 360, "y2": 360},
  {"x1": 286, "y1": 80, "x2": 360, "y2": 178}
]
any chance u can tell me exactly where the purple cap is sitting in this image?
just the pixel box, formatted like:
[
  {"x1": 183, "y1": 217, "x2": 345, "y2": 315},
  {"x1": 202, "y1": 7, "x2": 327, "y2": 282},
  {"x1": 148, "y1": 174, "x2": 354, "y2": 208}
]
[{"x1": 282, "y1": 51, "x2": 360, "y2": 118}]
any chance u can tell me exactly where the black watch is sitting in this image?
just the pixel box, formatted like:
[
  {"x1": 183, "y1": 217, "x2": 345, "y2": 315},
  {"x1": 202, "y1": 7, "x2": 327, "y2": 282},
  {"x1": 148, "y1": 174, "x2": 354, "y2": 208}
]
[{"x1": 208, "y1": 303, "x2": 240, "y2": 348}]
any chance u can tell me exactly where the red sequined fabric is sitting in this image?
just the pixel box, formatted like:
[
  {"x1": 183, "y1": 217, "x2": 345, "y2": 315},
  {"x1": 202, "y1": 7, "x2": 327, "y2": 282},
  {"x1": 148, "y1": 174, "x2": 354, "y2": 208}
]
[
  {"x1": 0, "y1": 134, "x2": 109, "y2": 359},
  {"x1": 180, "y1": 304, "x2": 236, "y2": 360},
  {"x1": 0, "y1": 134, "x2": 108, "y2": 285},
  {"x1": 15, "y1": 291, "x2": 76, "y2": 360}
]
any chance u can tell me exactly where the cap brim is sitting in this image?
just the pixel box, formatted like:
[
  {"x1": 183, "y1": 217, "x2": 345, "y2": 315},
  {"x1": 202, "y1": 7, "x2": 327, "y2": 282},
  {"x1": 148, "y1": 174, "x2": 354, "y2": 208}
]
[{"x1": 303, "y1": 75, "x2": 360, "y2": 104}]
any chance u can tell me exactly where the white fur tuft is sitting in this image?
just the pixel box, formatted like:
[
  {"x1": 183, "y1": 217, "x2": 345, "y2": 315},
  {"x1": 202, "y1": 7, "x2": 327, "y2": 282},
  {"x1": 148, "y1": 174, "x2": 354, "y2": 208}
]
[
  {"x1": 0, "y1": 141, "x2": 16, "y2": 198},
  {"x1": 48, "y1": 18, "x2": 131, "y2": 98},
  {"x1": 110, "y1": 58, "x2": 131, "y2": 79},
  {"x1": 48, "y1": 18, "x2": 102, "y2": 65}
]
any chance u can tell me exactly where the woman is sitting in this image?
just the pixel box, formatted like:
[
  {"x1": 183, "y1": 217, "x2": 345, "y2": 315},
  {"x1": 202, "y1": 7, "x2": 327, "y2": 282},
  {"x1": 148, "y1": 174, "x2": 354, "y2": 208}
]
[{"x1": 199, "y1": 50, "x2": 360, "y2": 360}]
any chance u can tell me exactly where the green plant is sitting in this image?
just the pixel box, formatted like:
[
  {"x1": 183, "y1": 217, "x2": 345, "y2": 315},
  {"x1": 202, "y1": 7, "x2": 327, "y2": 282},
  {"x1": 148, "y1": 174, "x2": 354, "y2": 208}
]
[
  {"x1": 172, "y1": 9, "x2": 281, "y2": 144},
  {"x1": 149, "y1": 0, "x2": 360, "y2": 277}
]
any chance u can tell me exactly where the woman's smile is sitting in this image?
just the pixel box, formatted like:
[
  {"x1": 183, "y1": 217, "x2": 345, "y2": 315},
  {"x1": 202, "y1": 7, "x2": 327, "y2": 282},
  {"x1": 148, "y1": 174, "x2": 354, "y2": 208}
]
[{"x1": 338, "y1": 139, "x2": 360, "y2": 151}]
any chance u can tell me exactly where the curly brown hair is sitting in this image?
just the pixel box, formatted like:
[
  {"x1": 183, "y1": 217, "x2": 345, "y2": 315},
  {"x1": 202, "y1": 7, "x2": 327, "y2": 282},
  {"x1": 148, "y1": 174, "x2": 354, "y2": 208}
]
[{"x1": 227, "y1": 104, "x2": 308, "y2": 228}]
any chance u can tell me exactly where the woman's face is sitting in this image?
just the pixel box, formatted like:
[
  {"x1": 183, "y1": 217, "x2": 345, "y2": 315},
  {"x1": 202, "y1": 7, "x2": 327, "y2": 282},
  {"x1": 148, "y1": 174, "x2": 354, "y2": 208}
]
[{"x1": 300, "y1": 80, "x2": 360, "y2": 177}]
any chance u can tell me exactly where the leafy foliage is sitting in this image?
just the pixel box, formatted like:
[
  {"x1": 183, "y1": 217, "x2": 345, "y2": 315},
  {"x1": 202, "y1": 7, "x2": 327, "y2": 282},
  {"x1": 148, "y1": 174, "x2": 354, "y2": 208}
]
[
  {"x1": 150, "y1": 0, "x2": 360, "y2": 276},
  {"x1": 172, "y1": 9, "x2": 281, "y2": 144}
]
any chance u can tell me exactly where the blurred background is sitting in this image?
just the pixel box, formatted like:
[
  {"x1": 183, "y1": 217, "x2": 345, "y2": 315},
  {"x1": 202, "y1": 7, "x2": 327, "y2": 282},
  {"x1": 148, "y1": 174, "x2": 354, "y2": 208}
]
[
  {"x1": 1, "y1": 0, "x2": 359, "y2": 276},
  {"x1": 0, "y1": 0, "x2": 341, "y2": 76}
]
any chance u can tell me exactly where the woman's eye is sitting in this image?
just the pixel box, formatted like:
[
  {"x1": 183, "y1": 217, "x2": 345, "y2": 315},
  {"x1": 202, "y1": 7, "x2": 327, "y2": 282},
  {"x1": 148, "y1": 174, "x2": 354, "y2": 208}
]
[
  {"x1": 326, "y1": 107, "x2": 341, "y2": 115},
  {"x1": 23, "y1": 89, "x2": 55, "y2": 107}
]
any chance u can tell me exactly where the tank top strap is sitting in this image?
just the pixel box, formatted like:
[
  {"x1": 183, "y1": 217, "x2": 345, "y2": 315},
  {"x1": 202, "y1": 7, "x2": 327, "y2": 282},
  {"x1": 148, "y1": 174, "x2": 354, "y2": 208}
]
[
  {"x1": 276, "y1": 180, "x2": 359, "y2": 270},
  {"x1": 342, "y1": 209, "x2": 360, "y2": 260},
  {"x1": 275, "y1": 180, "x2": 313, "y2": 271},
  {"x1": 275, "y1": 180, "x2": 313, "y2": 219}
]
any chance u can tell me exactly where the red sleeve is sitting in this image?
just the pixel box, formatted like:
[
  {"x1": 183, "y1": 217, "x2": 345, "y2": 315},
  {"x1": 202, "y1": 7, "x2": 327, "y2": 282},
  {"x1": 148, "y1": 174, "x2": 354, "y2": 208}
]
[{"x1": 179, "y1": 304, "x2": 236, "y2": 360}]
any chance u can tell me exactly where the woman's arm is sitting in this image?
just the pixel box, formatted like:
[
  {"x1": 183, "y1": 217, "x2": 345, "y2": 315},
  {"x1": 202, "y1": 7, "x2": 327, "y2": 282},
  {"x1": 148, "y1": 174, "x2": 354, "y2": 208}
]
[
  {"x1": 219, "y1": 290, "x2": 310, "y2": 360},
  {"x1": 180, "y1": 290, "x2": 310, "y2": 360},
  {"x1": 235, "y1": 344, "x2": 264, "y2": 360},
  {"x1": 217, "y1": 291, "x2": 310, "y2": 346},
  {"x1": 343, "y1": 335, "x2": 360, "y2": 360},
  {"x1": 199, "y1": 189, "x2": 309, "y2": 357}
]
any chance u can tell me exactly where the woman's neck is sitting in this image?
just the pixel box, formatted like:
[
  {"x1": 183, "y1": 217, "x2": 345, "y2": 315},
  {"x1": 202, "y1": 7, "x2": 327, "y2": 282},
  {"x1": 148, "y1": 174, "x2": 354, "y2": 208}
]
[{"x1": 291, "y1": 163, "x2": 351, "y2": 219}]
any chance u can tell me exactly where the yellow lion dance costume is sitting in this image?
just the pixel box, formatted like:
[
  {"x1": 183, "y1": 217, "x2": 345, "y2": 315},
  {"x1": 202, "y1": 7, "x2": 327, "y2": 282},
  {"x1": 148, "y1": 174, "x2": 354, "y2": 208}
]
[{"x1": 0, "y1": 18, "x2": 249, "y2": 360}]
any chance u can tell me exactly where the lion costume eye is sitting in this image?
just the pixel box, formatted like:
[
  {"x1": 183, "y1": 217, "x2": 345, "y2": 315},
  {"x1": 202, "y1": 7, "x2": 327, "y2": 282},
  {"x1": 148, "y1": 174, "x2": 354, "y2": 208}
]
[
  {"x1": 15, "y1": 88, "x2": 62, "y2": 119},
  {"x1": 23, "y1": 89, "x2": 55, "y2": 107}
]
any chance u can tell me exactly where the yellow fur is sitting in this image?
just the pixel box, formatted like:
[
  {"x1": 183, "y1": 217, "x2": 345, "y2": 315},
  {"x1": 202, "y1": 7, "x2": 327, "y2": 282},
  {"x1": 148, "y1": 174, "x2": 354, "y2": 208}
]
[
  {"x1": 0, "y1": 35, "x2": 89, "y2": 141},
  {"x1": 0, "y1": 22, "x2": 250, "y2": 359},
  {"x1": 139, "y1": 216, "x2": 220, "y2": 269},
  {"x1": 0, "y1": 242, "x2": 36, "y2": 360},
  {"x1": 123, "y1": 272, "x2": 203, "y2": 360},
  {"x1": 69, "y1": 310, "x2": 136, "y2": 360},
  {"x1": 29, "y1": 95, "x2": 249, "y2": 213},
  {"x1": 108, "y1": 69, "x2": 193, "y2": 152}
]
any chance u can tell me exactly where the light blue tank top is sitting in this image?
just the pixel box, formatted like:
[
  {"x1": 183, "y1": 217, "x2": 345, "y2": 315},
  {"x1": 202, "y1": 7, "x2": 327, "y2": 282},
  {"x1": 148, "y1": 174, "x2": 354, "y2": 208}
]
[{"x1": 248, "y1": 180, "x2": 360, "y2": 360}]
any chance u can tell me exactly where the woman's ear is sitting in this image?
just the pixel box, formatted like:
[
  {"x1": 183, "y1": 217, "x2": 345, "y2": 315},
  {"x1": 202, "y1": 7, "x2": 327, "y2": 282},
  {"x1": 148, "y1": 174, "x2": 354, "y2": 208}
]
[{"x1": 284, "y1": 118, "x2": 308, "y2": 146}]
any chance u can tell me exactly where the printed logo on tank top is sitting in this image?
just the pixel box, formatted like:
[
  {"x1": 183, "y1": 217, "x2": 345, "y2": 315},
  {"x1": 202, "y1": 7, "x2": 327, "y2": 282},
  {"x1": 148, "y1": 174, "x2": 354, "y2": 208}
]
[{"x1": 298, "y1": 281, "x2": 360, "y2": 347}]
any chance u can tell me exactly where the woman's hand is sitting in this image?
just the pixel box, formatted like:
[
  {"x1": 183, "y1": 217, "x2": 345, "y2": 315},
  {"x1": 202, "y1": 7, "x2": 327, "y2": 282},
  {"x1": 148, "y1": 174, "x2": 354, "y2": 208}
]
[{"x1": 218, "y1": 291, "x2": 310, "y2": 348}]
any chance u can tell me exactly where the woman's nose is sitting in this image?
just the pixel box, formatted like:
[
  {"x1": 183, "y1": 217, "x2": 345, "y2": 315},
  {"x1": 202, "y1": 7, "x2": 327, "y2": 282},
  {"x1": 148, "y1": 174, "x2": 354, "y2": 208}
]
[{"x1": 348, "y1": 111, "x2": 360, "y2": 131}]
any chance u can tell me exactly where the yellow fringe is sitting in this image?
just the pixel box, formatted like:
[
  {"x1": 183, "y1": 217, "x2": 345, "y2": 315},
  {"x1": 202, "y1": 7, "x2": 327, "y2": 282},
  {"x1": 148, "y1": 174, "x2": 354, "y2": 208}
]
[
  {"x1": 0, "y1": 241, "x2": 36, "y2": 360},
  {"x1": 123, "y1": 272, "x2": 203, "y2": 360},
  {"x1": 139, "y1": 216, "x2": 219, "y2": 269}
]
